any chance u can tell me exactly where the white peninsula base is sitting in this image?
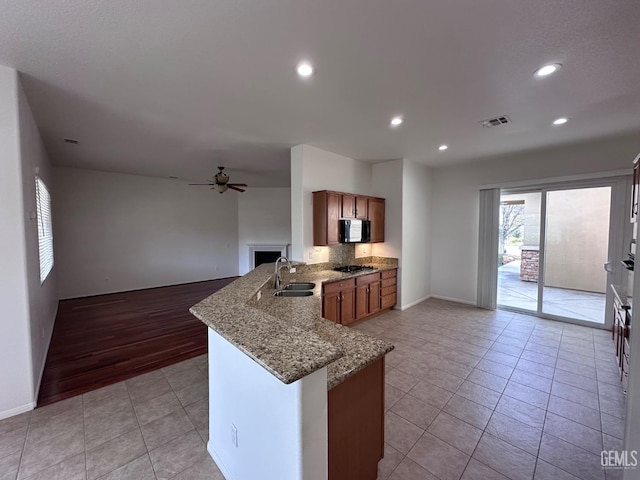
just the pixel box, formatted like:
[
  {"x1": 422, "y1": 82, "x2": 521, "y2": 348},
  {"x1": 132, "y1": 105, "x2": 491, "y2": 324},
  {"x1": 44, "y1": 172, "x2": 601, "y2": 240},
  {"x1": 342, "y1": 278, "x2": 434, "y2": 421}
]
[{"x1": 206, "y1": 328, "x2": 328, "y2": 480}]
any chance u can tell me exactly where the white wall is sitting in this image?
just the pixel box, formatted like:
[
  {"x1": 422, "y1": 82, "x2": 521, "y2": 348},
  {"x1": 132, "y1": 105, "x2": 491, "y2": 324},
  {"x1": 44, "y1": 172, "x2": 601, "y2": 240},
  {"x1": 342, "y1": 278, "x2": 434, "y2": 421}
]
[
  {"x1": 17, "y1": 75, "x2": 59, "y2": 397},
  {"x1": 370, "y1": 160, "x2": 404, "y2": 303},
  {"x1": 430, "y1": 134, "x2": 640, "y2": 304},
  {"x1": 238, "y1": 188, "x2": 291, "y2": 275},
  {"x1": 400, "y1": 161, "x2": 432, "y2": 309},
  {"x1": 290, "y1": 145, "x2": 372, "y2": 264},
  {"x1": 208, "y1": 329, "x2": 327, "y2": 480},
  {"x1": 0, "y1": 66, "x2": 34, "y2": 418},
  {"x1": 53, "y1": 167, "x2": 239, "y2": 298},
  {"x1": 0, "y1": 65, "x2": 59, "y2": 418}
]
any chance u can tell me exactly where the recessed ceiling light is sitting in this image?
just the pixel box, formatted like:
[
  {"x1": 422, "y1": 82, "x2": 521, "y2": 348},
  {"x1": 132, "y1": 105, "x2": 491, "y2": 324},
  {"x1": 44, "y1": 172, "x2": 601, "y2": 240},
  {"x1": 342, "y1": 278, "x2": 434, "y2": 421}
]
[
  {"x1": 438, "y1": 145, "x2": 448, "y2": 151},
  {"x1": 534, "y1": 63, "x2": 562, "y2": 77},
  {"x1": 553, "y1": 117, "x2": 569, "y2": 125},
  {"x1": 296, "y1": 62, "x2": 314, "y2": 78},
  {"x1": 390, "y1": 116, "x2": 403, "y2": 127}
]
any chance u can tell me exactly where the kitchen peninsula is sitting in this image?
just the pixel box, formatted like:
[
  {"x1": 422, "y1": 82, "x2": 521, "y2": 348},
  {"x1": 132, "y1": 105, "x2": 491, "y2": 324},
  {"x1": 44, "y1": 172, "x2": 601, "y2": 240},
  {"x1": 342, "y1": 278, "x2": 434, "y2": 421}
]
[{"x1": 190, "y1": 259, "x2": 395, "y2": 480}]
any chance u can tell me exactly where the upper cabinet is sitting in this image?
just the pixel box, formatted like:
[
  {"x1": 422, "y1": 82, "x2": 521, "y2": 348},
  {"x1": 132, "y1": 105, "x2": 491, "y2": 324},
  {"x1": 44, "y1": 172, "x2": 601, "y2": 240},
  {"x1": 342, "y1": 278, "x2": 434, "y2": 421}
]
[
  {"x1": 313, "y1": 190, "x2": 385, "y2": 246},
  {"x1": 313, "y1": 191, "x2": 342, "y2": 246},
  {"x1": 368, "y1": 197, "x2": 385, "y2": 243},
  {"x1": 341, "y1": 194, "x2": 368, "y2": 219}
]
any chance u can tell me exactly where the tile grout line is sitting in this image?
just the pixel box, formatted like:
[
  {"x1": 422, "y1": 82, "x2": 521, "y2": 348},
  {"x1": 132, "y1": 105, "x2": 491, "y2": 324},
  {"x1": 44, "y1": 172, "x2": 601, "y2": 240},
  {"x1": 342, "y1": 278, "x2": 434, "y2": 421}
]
[{"x1": 14, "y1": 410, "x2": 33, "y2": 480}]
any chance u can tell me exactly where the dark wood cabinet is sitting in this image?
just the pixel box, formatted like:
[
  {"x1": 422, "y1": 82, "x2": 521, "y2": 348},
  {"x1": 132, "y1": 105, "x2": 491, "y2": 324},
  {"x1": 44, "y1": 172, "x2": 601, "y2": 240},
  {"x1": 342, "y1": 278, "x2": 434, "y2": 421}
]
[
  {"x1": 368, "y1": 197, "x2": 385, "y2": 243},
  {"x1": 355, "y1": 273, "x2": 381, "y2": 321},
  {"x1": 323, "y1": 291, "x2": 341, "y2": 324},
  {"x1": 612, "y1": 289, "x2": 631, "y2": 395},
  {"x1": 313, "y1": 191, "x2": 342, "y2": 246},
  {"x1": 324, "y1": 269, "x2": 397, "y2": 325},
  {"x1": 313, "y1": 190, "x2": 386, "y2": 245},
  {"x1": 342, "y1": 194, "x2": 368, "y2": 219},
  {"x1": 322, "y1": 278, "x2": 356, "y2": 325},
  {"x1": 380, "y1": 269, "x2": 397, "y2": 310},
  {"x1": 328, "y1": 358, "x2": 384, "y2": 480},
  {"x1": 632, "y1": 154, "x2": 640, "y2": 222}
]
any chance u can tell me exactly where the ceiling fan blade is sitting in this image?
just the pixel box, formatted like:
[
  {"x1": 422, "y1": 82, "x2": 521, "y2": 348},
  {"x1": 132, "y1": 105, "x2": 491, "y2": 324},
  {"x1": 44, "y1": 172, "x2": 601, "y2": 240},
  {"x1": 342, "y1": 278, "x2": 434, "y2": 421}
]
[
  {"x1": 189, "y1": 183, "x2": 215, "y2": 186},
  {"x1": 228, "y1": 183, "x2": 248, "y2": 187},
  {"x1": 228, "y1": 185, "x2": 246, "y2": 192}
]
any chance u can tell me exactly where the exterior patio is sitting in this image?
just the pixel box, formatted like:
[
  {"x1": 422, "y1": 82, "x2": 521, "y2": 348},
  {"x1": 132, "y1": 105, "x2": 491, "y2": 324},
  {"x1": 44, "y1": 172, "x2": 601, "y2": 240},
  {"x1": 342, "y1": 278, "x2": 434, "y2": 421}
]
[{"x1": 497, "y1": 260, "x2": 606, "y2": 324}]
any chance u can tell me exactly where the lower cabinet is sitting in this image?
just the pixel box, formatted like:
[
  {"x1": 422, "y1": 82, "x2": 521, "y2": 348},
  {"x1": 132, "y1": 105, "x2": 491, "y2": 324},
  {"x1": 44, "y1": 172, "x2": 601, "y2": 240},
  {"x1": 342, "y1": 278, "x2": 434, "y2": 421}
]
[
  {"x1": 380, "y1": 269, "x2": 397, "y2": 310},
  {"x1": 323, "y1": 269, "x2": 397, "y2": 325},
  {"x1": 323, "y1": 279, "x2": 355, "y2": 325},
  {"x1": 355, "y1": 273, "x2": 381, "y2": 321},
  {"x1": 328, "y1": 358, "x2": 384, "y2": 480}
]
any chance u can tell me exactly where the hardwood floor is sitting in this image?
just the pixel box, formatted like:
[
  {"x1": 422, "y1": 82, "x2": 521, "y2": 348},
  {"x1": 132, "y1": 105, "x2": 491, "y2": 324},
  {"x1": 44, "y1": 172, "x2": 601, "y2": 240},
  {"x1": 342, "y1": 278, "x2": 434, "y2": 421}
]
[{"x1": 37, "y1": 278, "x2": 238, "y2": 407}]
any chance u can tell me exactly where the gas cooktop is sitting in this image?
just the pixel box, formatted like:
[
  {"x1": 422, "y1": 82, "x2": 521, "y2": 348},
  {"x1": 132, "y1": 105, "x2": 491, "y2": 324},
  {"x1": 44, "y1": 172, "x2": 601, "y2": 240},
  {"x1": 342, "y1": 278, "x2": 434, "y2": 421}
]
[{"x1": 332, "y1": 265, "x2": 375, "y2": 273}]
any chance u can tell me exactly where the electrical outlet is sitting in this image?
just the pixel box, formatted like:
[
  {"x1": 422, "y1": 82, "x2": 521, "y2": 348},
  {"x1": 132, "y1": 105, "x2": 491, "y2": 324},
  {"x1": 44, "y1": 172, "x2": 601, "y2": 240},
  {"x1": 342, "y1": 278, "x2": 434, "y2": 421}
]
[
  {"x1": 215, "y1": 266, "x2": 219, "y2": 271},
  {"x1": 308, "y1": 251, "x2": 313, "y2": 259},
  {"x1": 231, "y1": 424, "x2": 238, "y2": 447},
  {"x1": 41, "y1": 327, "x2": 45, "y2": 339}
]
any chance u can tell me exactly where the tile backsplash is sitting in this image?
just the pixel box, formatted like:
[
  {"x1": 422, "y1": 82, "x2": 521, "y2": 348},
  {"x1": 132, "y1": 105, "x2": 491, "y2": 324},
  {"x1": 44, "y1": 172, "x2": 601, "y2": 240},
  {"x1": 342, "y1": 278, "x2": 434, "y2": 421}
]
[{"x1": 328, "y1": 243, "x2": 356, "y2": 264}]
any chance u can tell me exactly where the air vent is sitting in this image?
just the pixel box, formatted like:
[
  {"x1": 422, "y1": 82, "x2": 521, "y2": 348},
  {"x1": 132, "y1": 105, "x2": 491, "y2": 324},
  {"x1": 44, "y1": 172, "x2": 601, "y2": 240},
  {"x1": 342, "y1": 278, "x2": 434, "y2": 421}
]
[
  {"x1": 481, "y1": 115, "x2": 511, "y2": 128},
  {"x1": 64, "y1": 138, "x2": 79, "y2": 144}
]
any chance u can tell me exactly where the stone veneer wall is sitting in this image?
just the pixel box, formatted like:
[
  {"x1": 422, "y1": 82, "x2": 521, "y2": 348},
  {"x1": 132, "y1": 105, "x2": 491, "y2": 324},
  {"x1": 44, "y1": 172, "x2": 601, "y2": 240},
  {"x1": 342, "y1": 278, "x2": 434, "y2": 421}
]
[{"x1": 520, "y1": 247, "x2": 539, "y2": 282}]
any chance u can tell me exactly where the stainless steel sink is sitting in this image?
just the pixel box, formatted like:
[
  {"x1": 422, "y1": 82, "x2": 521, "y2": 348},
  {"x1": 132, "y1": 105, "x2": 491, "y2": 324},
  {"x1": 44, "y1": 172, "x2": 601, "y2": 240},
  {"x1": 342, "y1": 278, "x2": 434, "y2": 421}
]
[
  {"x1": 283, "y1": 282, "x2": 316, "y2": 290},
  {"x1": 273, "y1": 290, "x2": 314, "y2": 297}
]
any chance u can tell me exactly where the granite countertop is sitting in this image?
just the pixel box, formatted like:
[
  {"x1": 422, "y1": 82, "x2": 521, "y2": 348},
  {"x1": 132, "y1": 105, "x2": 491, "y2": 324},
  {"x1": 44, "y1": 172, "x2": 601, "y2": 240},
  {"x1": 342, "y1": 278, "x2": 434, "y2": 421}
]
[{"x1": 190, "y1": 260, "x2": 396, "y2": 389}]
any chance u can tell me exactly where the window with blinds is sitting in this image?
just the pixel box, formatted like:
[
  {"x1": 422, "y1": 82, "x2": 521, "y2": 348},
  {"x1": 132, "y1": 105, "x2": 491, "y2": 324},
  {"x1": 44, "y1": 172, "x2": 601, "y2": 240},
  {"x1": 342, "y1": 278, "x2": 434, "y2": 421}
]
[{"x1": 36, "y1": 176, "x2": 54, "y2": 283}]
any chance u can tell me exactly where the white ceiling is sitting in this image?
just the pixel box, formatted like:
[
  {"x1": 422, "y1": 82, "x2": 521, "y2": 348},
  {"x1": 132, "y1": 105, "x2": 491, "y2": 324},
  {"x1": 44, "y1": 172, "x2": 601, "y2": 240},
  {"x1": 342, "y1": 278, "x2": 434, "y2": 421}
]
[{"x1": 1, "y1": 0, "x2": 639, "y2": 186}]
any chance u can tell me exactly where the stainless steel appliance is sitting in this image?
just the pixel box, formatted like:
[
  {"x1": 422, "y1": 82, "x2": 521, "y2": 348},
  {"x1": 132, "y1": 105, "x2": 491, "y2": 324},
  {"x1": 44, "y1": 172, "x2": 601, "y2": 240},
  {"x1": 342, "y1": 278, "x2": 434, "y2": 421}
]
[
  {"x1": 339, "y1": 219, "x2": 371, "y2": 243},
  {"x1": 332, "y1": 265, "x2": 375, "y2": 273}
]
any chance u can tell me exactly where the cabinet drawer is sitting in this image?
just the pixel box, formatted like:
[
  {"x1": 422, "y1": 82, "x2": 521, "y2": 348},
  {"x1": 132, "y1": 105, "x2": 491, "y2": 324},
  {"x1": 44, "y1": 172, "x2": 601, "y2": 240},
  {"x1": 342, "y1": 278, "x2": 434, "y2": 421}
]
[
  {"x1": 381, "y1": 269, "x2": 397, "y2": 279},
  {"x1": 381, "y1": 293, "x2": 396, "y2": 310},
  {"x1": 356, "y1": 272, "x2": 381, "y2": 285},
  {"x1": 381, "y1": 277, "x2": 397, "y2": 288},
  {"x1": 381, "y1": 286, "x2": 397, "y2": 297},
  {"x1": 323, "y1": 278, "x2": 355, "y2": 294}
]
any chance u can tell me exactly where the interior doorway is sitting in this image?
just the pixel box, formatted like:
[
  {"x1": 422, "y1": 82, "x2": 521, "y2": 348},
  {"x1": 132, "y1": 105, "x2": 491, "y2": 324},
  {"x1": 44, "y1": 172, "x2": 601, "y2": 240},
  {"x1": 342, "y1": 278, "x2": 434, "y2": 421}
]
[{"x1": 495, "y1": 178, "x2": 629, "y2": 328}]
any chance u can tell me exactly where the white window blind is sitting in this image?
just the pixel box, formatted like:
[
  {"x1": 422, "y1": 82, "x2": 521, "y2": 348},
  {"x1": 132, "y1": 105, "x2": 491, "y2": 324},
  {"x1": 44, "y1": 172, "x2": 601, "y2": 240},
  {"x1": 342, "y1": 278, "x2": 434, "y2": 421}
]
[{"x1": 36, "y1": 176, "x2": 54, "y2": 283}]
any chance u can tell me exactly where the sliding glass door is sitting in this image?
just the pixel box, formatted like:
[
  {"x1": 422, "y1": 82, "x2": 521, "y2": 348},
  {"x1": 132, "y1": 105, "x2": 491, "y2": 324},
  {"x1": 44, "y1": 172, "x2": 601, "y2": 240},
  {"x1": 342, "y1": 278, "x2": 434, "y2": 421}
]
[
  {"x1": 541, "y1": 187, "x2": 611, "y2": 323},
  {"x1": 495, "y1": 178, "x2": 629, "y2": 328}
]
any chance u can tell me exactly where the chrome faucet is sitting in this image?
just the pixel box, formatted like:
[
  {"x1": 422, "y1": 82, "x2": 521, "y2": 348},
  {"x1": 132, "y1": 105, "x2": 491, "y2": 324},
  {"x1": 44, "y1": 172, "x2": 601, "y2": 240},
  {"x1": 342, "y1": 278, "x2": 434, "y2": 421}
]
[{"x1": 274, "y1": 256, "x2": 291, "y2": 289}]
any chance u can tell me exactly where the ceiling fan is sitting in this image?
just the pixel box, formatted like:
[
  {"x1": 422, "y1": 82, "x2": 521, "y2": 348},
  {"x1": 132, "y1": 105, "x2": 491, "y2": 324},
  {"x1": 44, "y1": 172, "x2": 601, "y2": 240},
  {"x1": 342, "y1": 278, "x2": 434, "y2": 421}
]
[{"x1": 189, "y1": 166, "x2": 248, "y2": 193}]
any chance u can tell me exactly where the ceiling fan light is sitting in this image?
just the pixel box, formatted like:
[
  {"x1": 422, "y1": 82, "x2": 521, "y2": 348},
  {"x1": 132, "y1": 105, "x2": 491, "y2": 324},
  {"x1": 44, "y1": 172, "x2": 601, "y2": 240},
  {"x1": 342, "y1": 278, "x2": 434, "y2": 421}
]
[
  {"x1": 213, "y1": 184, "x2": 228, "y2": 193},
  {"x1": 215, "y1": 173, "x2": 229, "y2": 184}
]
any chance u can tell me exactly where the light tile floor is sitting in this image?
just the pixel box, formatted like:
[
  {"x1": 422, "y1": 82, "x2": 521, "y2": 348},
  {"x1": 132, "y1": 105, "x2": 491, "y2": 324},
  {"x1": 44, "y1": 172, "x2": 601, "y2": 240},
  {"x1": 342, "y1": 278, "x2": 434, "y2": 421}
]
[
  {"x1": 0, "y1": 299, "x2": 627, "y2": 480},
  {"x1": 0, "y1": 356, "x2": 222, "y2": 480},
  {"x1": 354, "y1": 299, "x2": 626, "y2": 480}
]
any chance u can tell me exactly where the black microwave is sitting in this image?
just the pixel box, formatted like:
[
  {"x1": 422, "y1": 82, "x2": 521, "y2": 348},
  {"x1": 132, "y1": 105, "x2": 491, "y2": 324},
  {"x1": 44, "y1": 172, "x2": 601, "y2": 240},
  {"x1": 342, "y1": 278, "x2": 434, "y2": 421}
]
[{"x1": 340, "y1": 219, "x2": 371, "y2": 243}]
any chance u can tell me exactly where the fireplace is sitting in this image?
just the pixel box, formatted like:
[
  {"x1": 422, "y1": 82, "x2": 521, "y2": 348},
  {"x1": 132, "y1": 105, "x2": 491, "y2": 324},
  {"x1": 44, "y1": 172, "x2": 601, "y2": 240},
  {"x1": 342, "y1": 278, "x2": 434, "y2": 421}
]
[{"x1": 247, "y1": 244, "x2": 290, "y2": 270}]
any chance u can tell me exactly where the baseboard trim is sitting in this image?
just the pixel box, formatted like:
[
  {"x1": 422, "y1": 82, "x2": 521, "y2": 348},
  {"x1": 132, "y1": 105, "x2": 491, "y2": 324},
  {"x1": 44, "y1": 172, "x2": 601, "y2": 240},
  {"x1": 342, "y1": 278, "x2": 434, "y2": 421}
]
[
  {"x1": 60, "y1": 276, "x2": 240, "y2": 301},
  {"x1": 0, "y1": 402, "x2": 35, "y2": 421},
  {"x1": 399, "y1": 295, "x2": 432, "y2": 310},
  {"x1": 429, "y1": 295, "x2": 477, "y2": 306},
  {"x1": 207, "y1": 442, "x2": 235, "y2": 480}
]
